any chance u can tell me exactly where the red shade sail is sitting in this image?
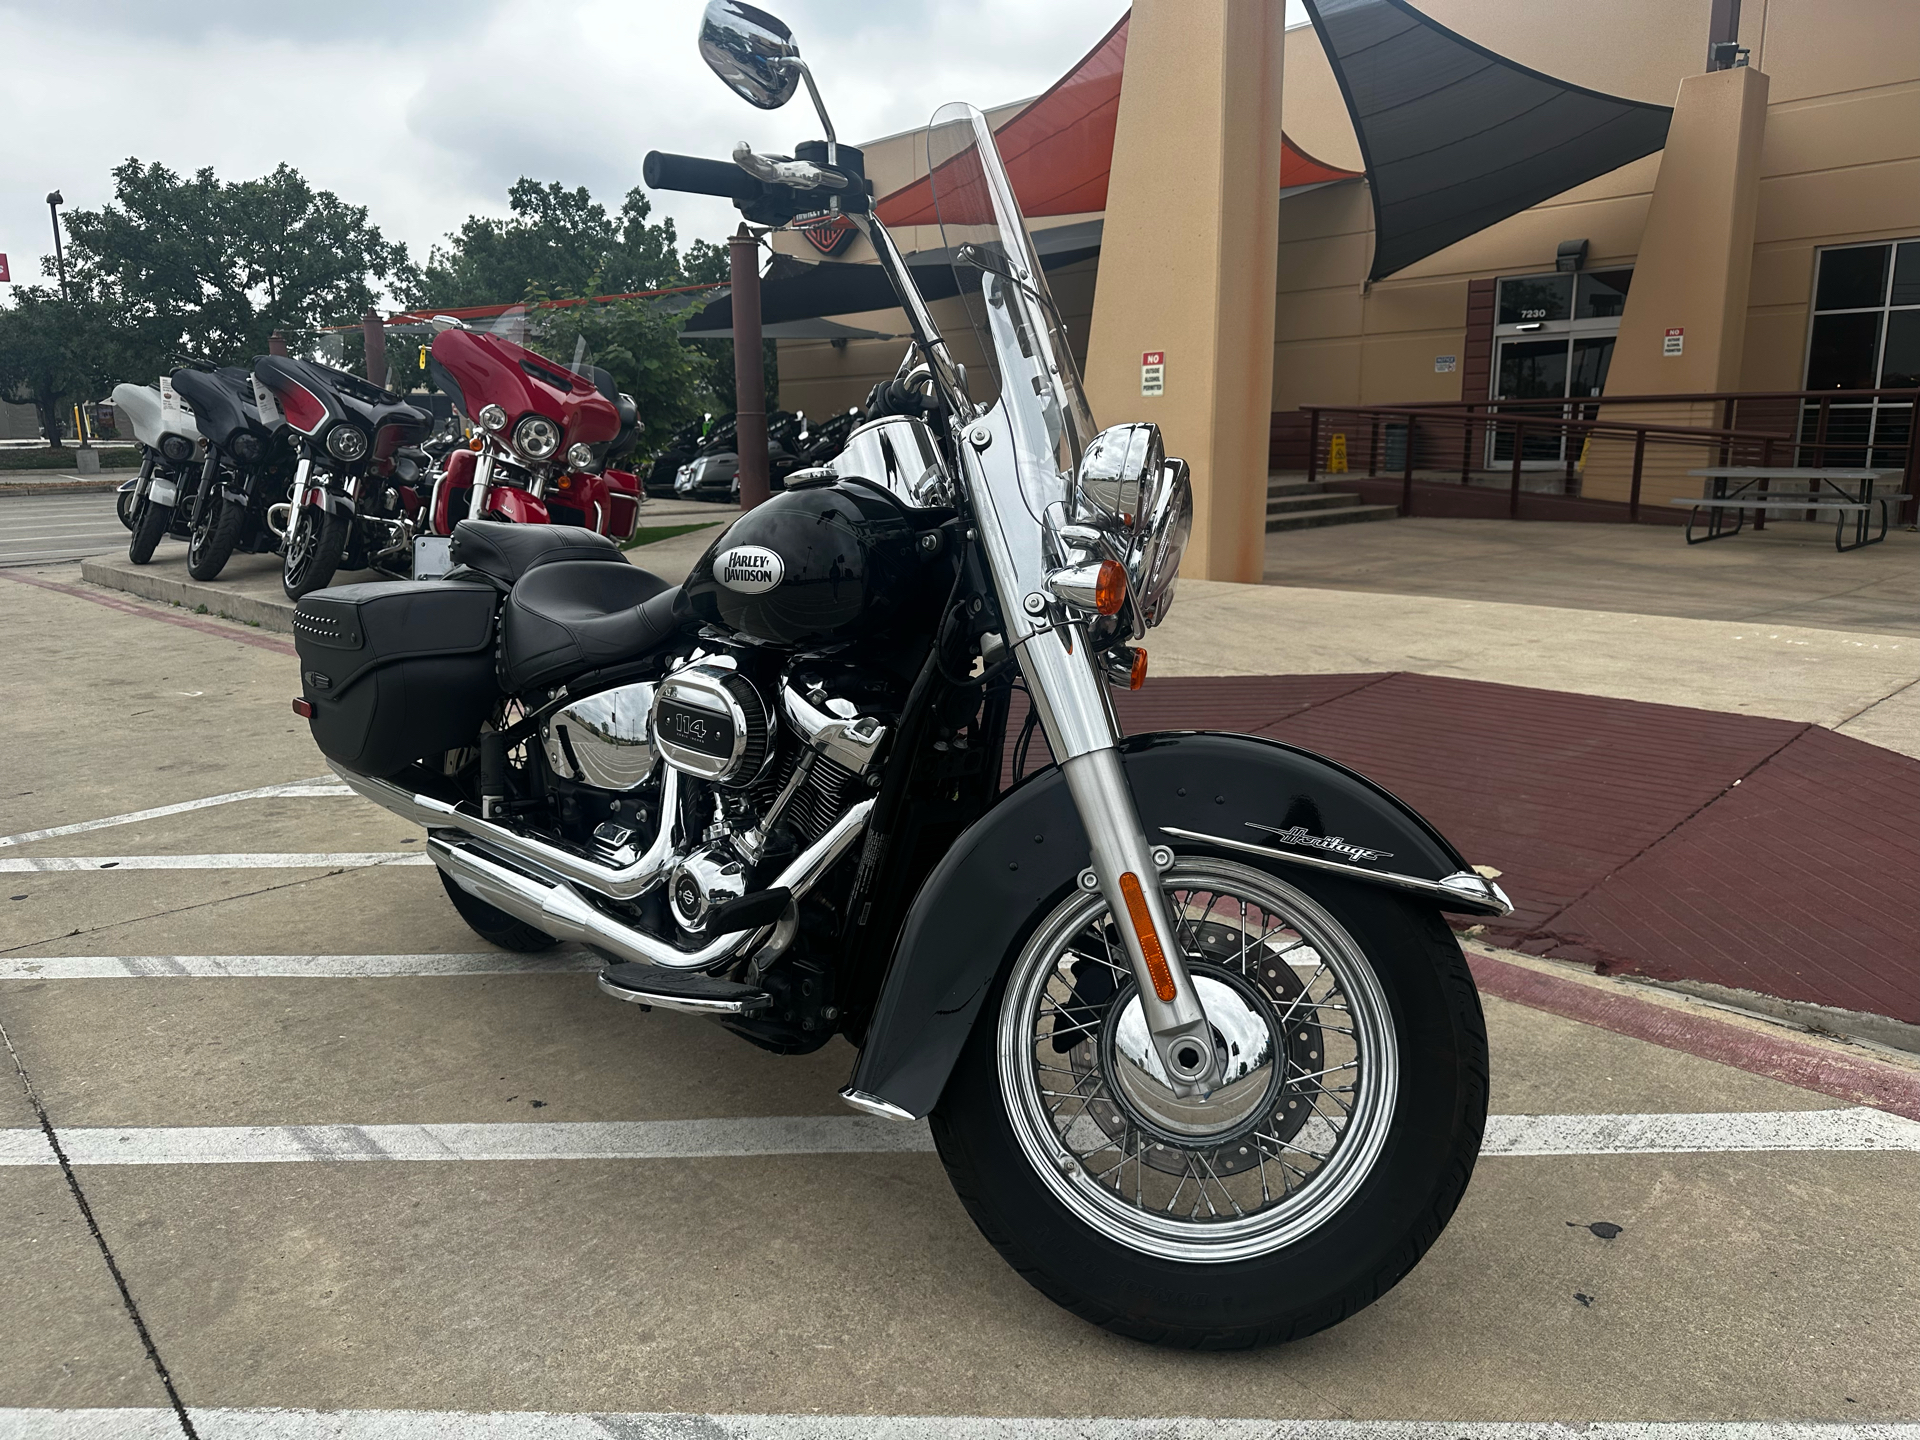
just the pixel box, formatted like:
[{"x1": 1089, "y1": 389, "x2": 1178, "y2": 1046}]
[{"x1": 876, "y1": 11, "x2": 1359, "y2": 229}]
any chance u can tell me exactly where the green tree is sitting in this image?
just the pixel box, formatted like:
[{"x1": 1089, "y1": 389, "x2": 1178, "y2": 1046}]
[
  {"x1": 59, "y1": 159, "x2": 413, "y2": 374},
  {"x1": 678, "y1": 236, "x2": 778, "y2": 414},
  {"x1": 416, "y1": 181, "x2": 686, "y2": 310},
  {"x1": 528, "y1": 295, "x2": 718, "y2": 452},
  {"x1": 0, "y1": 288, "x2": 111, "y2": 448}
]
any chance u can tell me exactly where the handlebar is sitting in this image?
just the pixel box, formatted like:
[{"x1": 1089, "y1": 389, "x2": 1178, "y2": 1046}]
[{"x1": 641, "y1": 151, "x2": 760, "y2": 202}]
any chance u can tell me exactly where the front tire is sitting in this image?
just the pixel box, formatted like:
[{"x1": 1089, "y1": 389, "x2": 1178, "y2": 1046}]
[
  {"x1": 282, "y1": 505, "x2": 348, "y2": 599},
  {"x1": 128, "y1": 498, "x2": 173, "y2": 565},
  {"x1": 187, "y1": 495, "x2": 244, "y2": 581},
  {"x1": 930, "y1": 857, "x2": 1487, "y2": 1349},
  {"x1": 116, "y1": 488, "x2": 138, "y2": 530}
]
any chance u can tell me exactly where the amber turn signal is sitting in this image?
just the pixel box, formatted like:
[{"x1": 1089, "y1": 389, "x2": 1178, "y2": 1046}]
[
  {"x1": 1129, "y1": 647, "x2": 1149, "y2": 690},
  {"x1": 1091, "y1": 560, "x2": 1128, "y2": 615},
  {"x1": 1117, "y1": 871, "x2": 1177, "y2": 1002}
]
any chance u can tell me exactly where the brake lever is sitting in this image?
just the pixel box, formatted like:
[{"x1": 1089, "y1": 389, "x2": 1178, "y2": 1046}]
[{"x1": 732, "y1": 142, "x2": 847, "y2": 192}]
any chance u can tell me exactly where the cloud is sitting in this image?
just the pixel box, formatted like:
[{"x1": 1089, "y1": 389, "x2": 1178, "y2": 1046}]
[{"x1": 1, "y1": 0, "x2": 1132, "y2": 304}]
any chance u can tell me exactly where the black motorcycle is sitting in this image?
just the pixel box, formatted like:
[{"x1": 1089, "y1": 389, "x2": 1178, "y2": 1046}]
[
  {"x1": 296, "y1": 0, "x2": 1509, "y2": 1349},
  {"x1": 645, "y1": 414, "x2": 717, "y2": 497},
  {"x1": 251, "y1": 356, "x2": 433, "y2": 599},
  {"x1": 169, "y1": 364, "x2": 295, "y2": 581}
]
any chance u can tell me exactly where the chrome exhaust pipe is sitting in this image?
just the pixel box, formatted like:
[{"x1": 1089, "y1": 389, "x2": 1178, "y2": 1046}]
[
  {"x1": 426, "y1": 798, "x2": 872, "y2": 971},
  {"x1": 329, "y1": 761, "x2": 683, "y2": 899}
]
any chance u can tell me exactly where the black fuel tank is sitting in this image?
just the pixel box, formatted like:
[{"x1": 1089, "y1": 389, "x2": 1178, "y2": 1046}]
[{"x1": 683, "y1": 479, "x2": 939, "y2": 646}]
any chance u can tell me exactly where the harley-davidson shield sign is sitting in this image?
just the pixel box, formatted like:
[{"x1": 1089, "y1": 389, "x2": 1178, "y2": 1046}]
[{"x1": 795, "y1": 212, "x2": 856, "y2": 258}]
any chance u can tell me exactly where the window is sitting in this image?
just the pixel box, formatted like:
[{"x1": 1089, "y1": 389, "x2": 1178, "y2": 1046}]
[
  {"x1": 1805, "y1": 239, "x2": 1920, "y2": 390},
  {"x1": 1802, "y1": 240, "x2": 1918, "y2": 469}
]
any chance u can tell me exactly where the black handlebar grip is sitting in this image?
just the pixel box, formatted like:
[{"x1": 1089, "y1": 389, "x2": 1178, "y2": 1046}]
[{"x1": 642, "y1": 151, "x2": 760, "y2": 202}]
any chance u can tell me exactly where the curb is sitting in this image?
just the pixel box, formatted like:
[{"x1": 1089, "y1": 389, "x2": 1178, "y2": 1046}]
[
  {"x1": 80, "y1": 556, "x2": 297, "y2": 635},
  {"x1": 1467, "y1": 945, "x2": 1920, "y2": 1121},
  {"x1": 1, "y1": 479, "x2": 127, "y2": 496}
]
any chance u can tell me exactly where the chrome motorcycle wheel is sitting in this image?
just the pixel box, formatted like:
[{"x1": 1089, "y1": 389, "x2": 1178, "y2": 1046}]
[{"x1": 996, "y1": 859, "x2": 1396, "y2": 1263}]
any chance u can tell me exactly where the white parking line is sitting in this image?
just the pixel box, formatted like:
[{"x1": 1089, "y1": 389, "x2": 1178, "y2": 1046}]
[
  {"x1": 2, "y1": 1109, "x2": 1913, "y2": 1169},
  {"x1": 0, "y1": 952, "x2": 597, "y2": 979},
  {"x1": 0, "y1": 778, "x2": 354, "y2": 847},
  {"x1": 0, "y1": 852, "x2": 431, "y2": 872},
  {"x1": 3, "y1": 1409, "x2": 1916, "y2": 1439}
]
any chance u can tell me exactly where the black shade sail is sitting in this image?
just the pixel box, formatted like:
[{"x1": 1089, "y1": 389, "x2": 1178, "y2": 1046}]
[{"x1": 1305, "y1": 0, "x2": 1673, "y2": 281}]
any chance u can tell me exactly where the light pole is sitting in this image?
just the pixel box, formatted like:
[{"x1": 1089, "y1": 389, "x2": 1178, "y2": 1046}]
[
  {"x1": 45, "y1": 191, "x2": 67, "y2": 300},
  {"x1": 46, "y1": 189, "x2": 94, "y2": 457}
]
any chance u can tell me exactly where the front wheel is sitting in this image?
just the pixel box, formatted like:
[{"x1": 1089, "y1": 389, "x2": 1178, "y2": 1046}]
[
  {"x1": 128, "y1": 498, "x2": 173, "y2": 565},
  {"x1": 931, "y1": 857, "x2": 1487, "y2": 1349},
  {"x1": 282, "y1": 505, "x2": 349, "y2": 599},
  {"x1": 187, "y1": 495, "x2": 245, "y2": 581},
  {"x1": 116, "y1": 487, "x2": 138, "y2": 531}
]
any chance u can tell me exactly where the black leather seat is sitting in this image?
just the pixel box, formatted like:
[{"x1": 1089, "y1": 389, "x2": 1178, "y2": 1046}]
[
  {"x1": 500, "y1": 561, "x2": 684, "y2": 691},
  {"x1": 450, "y1": 520, "x2": 627, "y2": 585}
]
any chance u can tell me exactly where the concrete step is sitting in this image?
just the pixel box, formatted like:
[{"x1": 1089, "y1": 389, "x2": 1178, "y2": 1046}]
[
  {"x1": 1265, "y1": 502, "x2": 1399, "y2": 533},
  {"x1": 1266, "y1": 478, "x2": 1331, "y2": 499},
  {"x1": 1267, "y1": 490, "x2": 1361, "y2": 516}
]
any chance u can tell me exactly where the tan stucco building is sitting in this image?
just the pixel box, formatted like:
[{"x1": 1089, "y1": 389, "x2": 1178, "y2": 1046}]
[{"x1": 765, "y1": 0, "x2": 1919, "y2": 578}]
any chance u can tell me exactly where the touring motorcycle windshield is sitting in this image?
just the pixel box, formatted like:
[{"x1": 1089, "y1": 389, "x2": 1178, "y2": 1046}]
[{"x1": 926, "y1": 102, "x2": 1097, "y2": 523}]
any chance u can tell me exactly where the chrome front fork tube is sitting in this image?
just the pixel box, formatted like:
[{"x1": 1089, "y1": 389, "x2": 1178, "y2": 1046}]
[
  {"x1": 1019, "y1": 625, "x2": 1221, "y2": 1094},
  {"x1": 468, "y1": 449, "x2": 495, "y2": 521}
]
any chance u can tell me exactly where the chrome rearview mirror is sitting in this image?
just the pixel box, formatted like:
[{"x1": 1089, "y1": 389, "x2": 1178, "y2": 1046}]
[{"x1": 698, "y1": 1, "x2": 802, "y2": 110}]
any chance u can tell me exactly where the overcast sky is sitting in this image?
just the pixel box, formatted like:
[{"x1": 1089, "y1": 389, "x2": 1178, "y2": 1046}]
[{"x1": 0, "y1": 0, "x2": 1308, "y2": 303}]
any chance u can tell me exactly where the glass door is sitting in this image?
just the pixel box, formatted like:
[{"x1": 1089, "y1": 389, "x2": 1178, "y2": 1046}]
[{"x1": 1488, "y1": 269, "x2": 1630, "y2": 465}]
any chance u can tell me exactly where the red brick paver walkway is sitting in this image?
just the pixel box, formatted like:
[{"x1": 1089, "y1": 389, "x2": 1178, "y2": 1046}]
[{"x1": 1095, "y1": 673, "x2": 1919, "y2": 1024}]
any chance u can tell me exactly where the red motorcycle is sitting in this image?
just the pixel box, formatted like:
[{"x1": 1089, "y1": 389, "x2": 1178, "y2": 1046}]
[{"x1": 424, "y1": 316, "x2": 644, "y2": 545}]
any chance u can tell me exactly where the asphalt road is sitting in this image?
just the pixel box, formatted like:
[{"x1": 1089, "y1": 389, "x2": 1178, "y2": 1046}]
[
  {"x1": 0, "y1": 492, "x2": 129, "y2": 569},
  {"x1": 0, "y1": 565, "x2": 1917, "y2": 1438}
]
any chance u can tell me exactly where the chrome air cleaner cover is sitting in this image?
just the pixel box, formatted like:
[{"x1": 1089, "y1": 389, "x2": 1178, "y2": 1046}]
[{"x1": 649, "y1": 661, "x2": 773, "y2": 786}]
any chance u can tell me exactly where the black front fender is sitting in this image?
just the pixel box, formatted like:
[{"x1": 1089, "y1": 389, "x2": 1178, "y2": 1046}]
[{"x1": 845, "y1": 730, "x2": 1508, "y2": 1120}]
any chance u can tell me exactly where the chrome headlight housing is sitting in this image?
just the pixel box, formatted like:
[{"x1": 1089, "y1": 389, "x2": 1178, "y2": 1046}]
[
  {"x1": 1128, "y1": 458, "x2": 1192, "y2": 630},
  {"x1": 477, "y1": 403, "x2": 508, "y2": 432},
  {"x1": 1073, "y1": 422, "x2": 1163, "y2": 528},
  {"x1": 514, "y1": 414, "x2": 561, "y2": 461},
  {"x1": 326, "y1": 424, "x2": 369, "y2": 462},
  {"x1": 1070, "y1": 423, "x2": 1190, "y2": 634},
  {"x1": 566, "y1": 441, "x2": 595, "y2": 471}
]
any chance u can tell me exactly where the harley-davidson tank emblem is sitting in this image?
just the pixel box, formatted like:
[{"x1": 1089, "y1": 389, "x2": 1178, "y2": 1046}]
[
  {"x1": 716, "y1": 545, "x2": 785, "y2": 595},
  {"x1": 1245, "y1": 822, "x2": 1393, "y2": 864}
]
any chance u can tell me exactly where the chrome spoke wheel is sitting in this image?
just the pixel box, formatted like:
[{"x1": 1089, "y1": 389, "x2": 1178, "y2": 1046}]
[{"x1": 997, "y1": 858, "x2": 1398, "y2": 1263}]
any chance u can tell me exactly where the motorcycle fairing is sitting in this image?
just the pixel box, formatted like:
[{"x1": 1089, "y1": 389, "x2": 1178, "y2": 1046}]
[
  {"x1": 847, "y1": 729, "x2": 1509, "y2": 1120},
  {"x1": 429, "y1": 328, "x2": 620, "y2": 447},
  {"x1": 112, "y1": 382, "x2": 201, "y2": 452},
  {"x1": 484, "y1": 487, "x2": 551, "y2": 525}
]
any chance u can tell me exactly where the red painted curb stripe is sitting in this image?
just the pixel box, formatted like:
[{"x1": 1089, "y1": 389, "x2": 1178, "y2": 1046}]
[
  {"x1": 1469, "y1": 950, "x2": 1920, "y2": 1122},
  {"x1": 0, "y1": 570, "x2": 296, "y2": 656}
]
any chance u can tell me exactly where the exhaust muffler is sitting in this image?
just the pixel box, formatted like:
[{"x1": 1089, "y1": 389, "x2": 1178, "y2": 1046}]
[{"x1": 426, "y1": 797, "x2": 871, "y2": 972}]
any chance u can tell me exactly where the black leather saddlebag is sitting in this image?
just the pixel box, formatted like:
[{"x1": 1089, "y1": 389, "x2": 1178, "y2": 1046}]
[{"x1": 293, "y1": 580, "x2": 499, "y2": 777}]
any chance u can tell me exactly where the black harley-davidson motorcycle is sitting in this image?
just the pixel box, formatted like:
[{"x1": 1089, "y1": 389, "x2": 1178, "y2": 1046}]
[
  {"x1": 295, "y1": 0, "x2": 1509, "y2": 1348},
  {"x1": 169, "y1": 364, "x2": 296, "y2": 581},
  {"x1": 251, "y1": 355, "x2": 434, "y2": 599}
]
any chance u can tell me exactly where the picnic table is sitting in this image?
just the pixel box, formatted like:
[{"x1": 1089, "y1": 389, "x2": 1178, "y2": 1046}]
[{"x1": 1674, "y1": 467, "x2": 1909, "y2": 552}]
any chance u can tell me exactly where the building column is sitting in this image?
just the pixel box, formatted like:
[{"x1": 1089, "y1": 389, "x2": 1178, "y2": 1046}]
[
  {"x1": 1585, "y1": 64, "x2": 1769, "y2": 508},
  {"x1": 1080, "y1": 0, "x2": 1284, "y2": 583}
]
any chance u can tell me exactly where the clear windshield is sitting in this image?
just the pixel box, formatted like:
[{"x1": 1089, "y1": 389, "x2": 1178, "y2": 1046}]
[{"x1": 925, "y1": 102, "x2": 1097, "y2": 522}]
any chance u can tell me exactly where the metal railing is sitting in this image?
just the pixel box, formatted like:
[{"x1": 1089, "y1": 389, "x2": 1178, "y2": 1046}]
[{"x1": 1295, "y1": 387, "x2": 1919, "y2": 525}]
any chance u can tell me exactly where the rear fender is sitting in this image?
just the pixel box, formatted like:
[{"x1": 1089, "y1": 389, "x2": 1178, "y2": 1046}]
[{"x1": 845, "y1": 730, "x2": 1509, "y2": 1120}]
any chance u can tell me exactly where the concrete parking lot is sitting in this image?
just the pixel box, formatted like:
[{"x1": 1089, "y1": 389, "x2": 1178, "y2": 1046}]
[{"x1": 3, "y1": 537, "x2": 1919, "y2": 1436}]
